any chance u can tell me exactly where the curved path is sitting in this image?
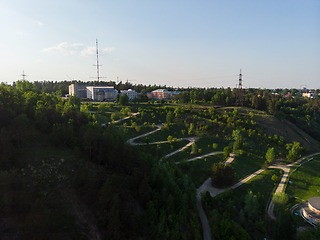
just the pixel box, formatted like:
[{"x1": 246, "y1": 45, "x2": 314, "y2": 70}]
[
  {"x1": 127, "y1": 124, "x2": 163, "y2": 145},
  {"x1": 126, "y1": 123, "x2": 320, "y2": 240},
  {"x1": 196, "y1": 162, "x2": 263, "y2": 240},
  {"x1": 267, "y1": 152, "x2": 320, "y2": 220}
]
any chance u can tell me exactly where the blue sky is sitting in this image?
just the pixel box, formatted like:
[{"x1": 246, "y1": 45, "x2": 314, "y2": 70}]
[{"x1": 1, "y1": 0, "x2": 319, "y2": 89}]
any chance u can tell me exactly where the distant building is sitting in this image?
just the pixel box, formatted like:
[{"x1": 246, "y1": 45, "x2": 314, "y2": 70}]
[
  {"x1": 86, "y1": 86, "x2": 118, "y2": 101},
  {"x1": 120, "y1": 89, "x2": 137, "y2": 101},
  {"x1": 69, "y1": 84, "x2": 87, "y2": 98},
  {"x1": 147, "y1": 89, "x2": 171, "y2": 99},
  {"x1": 69, "y1": 83, "x2": 118, "y2": 101},
  {"x1": 303, "y1": 92, "x2": 315, "y2": 98}
]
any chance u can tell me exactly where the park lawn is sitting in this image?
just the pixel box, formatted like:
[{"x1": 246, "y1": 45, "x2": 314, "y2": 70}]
[
  {"x1": 194, "y1": 136, "x2": 227, "y2": 153},
  {"x1": 121, "y1": 126, "x2": 156, "y2": 141},
  {"x1": 135, "y1": 140, "x2": 190, "y2": 159},
  {"x1": 230, "y1": 152, "x2": 265, "y2": 182},
  {"x1": 232, "y1": 168, "x2": 282, "y2": 208},
  {"x1": 177, "y1": 153, "x2": 225, "y2": 187},
  {"x1": 135, "y1": 124, "x2": 189, "y2": 143},
  {"x1": 91, "y1": 112, "x2": 112, "y2": 124},
  {"x1": 286, "y1": 156, "x2": 320, "y2": 201},
  {"x1": 165, "y1": 136, "x2": 227, "y2": 163},
  {"x1": 166, "y1": 144, "x2": 192, "y2": 162}
]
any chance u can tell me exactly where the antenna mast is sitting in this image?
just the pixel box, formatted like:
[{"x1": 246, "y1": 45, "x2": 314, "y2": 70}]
[
  {"x1": 21, "y1": 70, "x2": 27, "y2": 81},
  {"x1": 95, "y1": 39, "x2": 101, "y2": 82},
  {"x1": 91, "y1": 39, "x2": 106, "y2": 84}
]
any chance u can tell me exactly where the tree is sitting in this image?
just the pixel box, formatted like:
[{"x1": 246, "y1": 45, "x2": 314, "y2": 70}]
[
  {"x1": 271, "y1": 174, "x2": 278, "y2": 183},
  {"x1": 119, "y1": 94, "x2": 129, "y2": 105},
  {"x1": 166, "y1": 111, "x2": 173, "y2": 123},
  {"x1": 232, "y1": 129, "x2": 242, "y2": 151},
  {"x1": 266, "y1": 147, "x2": 275, "y2": 163},
  {"x1": 272, "y1": 208, "x2": 296, "y2": 240},
  {"x1": 223, "y1": 146, "x2": 231, "y2": 158},
  {"x1": 191, "y1": 143, "x2": 197, "y2": 155},
  {"x1": 188, "y1": 123, "x2": 194, "y2": 135},
  {"x1": 244, "y1": 191, "x2": 260, "y2": 220},
  {"x1": 120, "y1": 107, "x2": 131, "y2": 116},
  {"x1": 272, "y1": 192, "x2": 289, "y2": 208},
  {"x1": 286, "y1": 141, "x2": 302, "y2": 161},
  {"x1": 211, "y1": 162, "x2": 234, "y2": 188}
]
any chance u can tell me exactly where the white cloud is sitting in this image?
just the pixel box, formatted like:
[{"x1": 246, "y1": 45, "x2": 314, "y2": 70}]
[
  {"x1": 16, "y1": 32, "x2": 23, "y2": 35},
  {"x1": 42, "y1": 42, "x2": 85, "y2": 55},
  {"x1": 113, "y1": 58, "x2": 120, "y2": 61},
  {"x1": 43, "y1": 42, "x2": 115, "y2": 56},
  {"x1": 37, "y1": 22, "x2": 44, "y2": 26}
]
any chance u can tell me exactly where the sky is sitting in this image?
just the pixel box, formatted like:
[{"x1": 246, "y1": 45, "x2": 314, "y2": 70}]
[{"x1": 1, "y1": 0, "x2": 319, "y2": 89}]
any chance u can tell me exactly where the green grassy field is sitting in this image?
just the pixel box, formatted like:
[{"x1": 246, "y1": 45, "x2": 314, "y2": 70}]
[
  {"x1": 135, "y1": 124, "x2": 189, "y2": 143},
  {"x1": 230, "y1": 153, "x2": 265, "y2": 182},
  {"x1": 135, "y1": 140, "x2": 190, "y2": 159},
  {"x1": 165, "y1": 136, "x2": 226, "y2": 163},
  {"x1": 286, "y1": 155, "x2": 320, "y2": 201},
  {"x1": 232, "y1": 168, "x2": 282, "y2": 207}
]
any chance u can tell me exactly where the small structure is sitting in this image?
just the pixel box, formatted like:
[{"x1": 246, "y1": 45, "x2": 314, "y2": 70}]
[{"x1": 301, "y1": 197, "x2": 320, "y2": 226}]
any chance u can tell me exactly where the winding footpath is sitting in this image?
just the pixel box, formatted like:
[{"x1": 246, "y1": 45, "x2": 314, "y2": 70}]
[
  {"x1": 124, "y1": 122, "x2": 320, "y2": 240},
  {"x1": 267, "y1": 152, "x2": 320, "y2": 220}
]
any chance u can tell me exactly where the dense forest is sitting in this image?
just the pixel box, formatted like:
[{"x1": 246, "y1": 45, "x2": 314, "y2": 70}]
[
  {"x1": 0, "y1": 81, "x2": 201, "y2": 239},
  {"x1": 1, "y1": 80, "x2": 320, "y2": 239}
]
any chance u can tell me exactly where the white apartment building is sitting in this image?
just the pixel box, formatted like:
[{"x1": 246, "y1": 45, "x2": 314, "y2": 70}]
[
  {"x1": 120, "y1": 89, "x2": 138, "y2": 101},
  {"x1": 69, "y1": 84, "x2": 87, "y2": 98},
  {"x1": 69, "y1": 84, "x2": 118, "y2": 101}
]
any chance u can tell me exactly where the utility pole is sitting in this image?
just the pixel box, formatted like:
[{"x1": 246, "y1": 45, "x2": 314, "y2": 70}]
[{"x1": 20, "y1": 70, "x2": 27, "y2": 81}]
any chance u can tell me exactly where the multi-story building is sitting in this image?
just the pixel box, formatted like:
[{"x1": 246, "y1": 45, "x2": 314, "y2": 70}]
[
  {"x1": 147, "y1": 89, "x2": 182, "y2": 100},
  {"x1": 86, "y1": 86, "x2": 118, "y2": 101},
  {"x1": 69, "y1": 84, "x2": 118, "y2": 101},
  {"x1": 147, "y1": 89, "x2": 170, "y2": 99},
  {"x1": 120, "y1": 89, "x2": 138, "y2": 101},
  {"x1": 69, "y1": 84, "x2": 87, "y2": 98}
]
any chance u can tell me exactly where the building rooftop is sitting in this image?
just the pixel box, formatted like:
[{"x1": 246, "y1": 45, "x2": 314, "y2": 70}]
[
  {"x1": 309, "y1": 197, "x2": 320, "y2": 212},
  {"x1": 153, "y1": 89, "x2": 168, "y2": 92}
]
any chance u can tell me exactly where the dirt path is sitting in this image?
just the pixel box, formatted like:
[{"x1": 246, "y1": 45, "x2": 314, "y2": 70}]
[
  {"x1": 266, "y1": 152, "x2": 320, "y2": 220},
  {"x1": 127, "y1": 126, "x2": 320, "y2": 239},
  {"x1": 175, "y1": 151, "x2": 224, "y2": 164},
  {"x1": 126, "y1": 124, "x2": 163, "y2": 145}
]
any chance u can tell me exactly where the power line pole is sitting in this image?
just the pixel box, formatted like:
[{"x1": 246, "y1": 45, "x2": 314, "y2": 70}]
[
  {"x1": 20, "y1": 70, "x2": 27, "y2": 81},
  {"x1": 236, "y1": 69, "x2": 243, "y2": 106}
]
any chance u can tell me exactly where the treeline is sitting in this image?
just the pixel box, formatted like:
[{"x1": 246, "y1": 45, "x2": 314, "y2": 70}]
[
  {"x1": 0, "y1": 82, "x2": 201, "y2": 239},
  {"x1": 7, "y1": 79, "x2": 320, "y2": 141}
]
